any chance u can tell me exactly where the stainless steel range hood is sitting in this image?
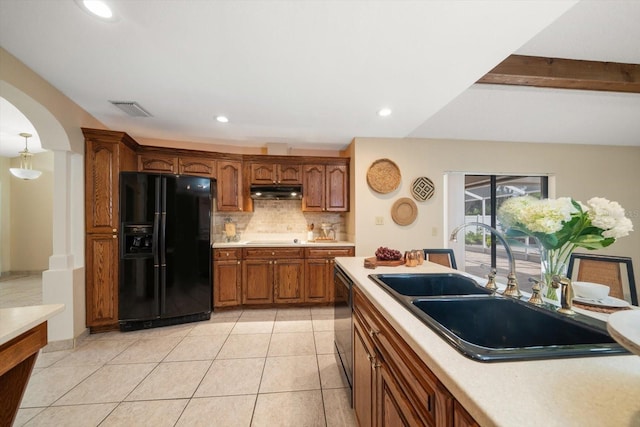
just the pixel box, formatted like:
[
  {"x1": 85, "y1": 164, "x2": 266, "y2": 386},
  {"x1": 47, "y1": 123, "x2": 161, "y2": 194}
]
[{"x1": 250, "y1": 185, "x2": 302, "y2": 200}]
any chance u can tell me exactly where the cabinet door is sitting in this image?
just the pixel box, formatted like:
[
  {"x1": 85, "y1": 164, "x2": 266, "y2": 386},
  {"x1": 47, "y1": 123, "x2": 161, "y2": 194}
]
[
  {"x1": 179, "y1": 157, "x2": 216, "y2": 178},
  {"x1": 85, "y1": 140, "x2": 120, "y2": 233},
  {"x1": 326, "y1": 164, "x2": 348, "y2": 212},
  {"x1": 277, "y1": 164, "x2": 302, "y2": 184},
  {"x1": 305, "y1": 258, "x2": 331, "y2": 302},
  {"x1": 453, "y1": 402, "x2": 480, "y2": 427},
  {"x1": 354, "y1": 315, "x2": 377, "y2": 427},
  {"x1": 86, "y1": 234, "x2": 119, "y2": 327},
  {"x1": 378, "y1": 362, "x2": 420, "y2": 427},
  {"x1": 273, "y1": 259, "x2": 304, "y2": 303},
  {"x1": 250, "y1": 162, "x2": 277, "y2": 184},
  {"x1": 242, "y1": 259, "x2": 273, "y2": 304},
  {"x1": 217, "y1": 160, "x2": 243, "y2": 211},
  {"x1": 213, "y1": 260, "x2": 242, "y2": 307},
  {"x1": 138, "y1": 153, "x2": 178, "y2": 173},
  {"x1": 302, "y1": 164, "x2": 325, "y2": 211}
]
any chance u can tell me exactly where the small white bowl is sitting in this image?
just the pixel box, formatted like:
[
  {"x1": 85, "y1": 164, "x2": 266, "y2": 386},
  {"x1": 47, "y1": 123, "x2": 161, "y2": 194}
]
[{"x1": 573, "y1": 281, "x2": 610, "y2": 300}]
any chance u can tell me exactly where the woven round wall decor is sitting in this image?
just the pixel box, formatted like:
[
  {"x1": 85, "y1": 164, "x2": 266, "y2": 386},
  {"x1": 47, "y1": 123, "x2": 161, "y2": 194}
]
[
  {"x1": 391, "y1": 197, "x2": 418, "y2": 226},
  {"x1": 411, "y1": 176, "x2": 435, "y2": 201},
  {"x1": 367, "y1": 158, "x2": 401, "y2": 194}
]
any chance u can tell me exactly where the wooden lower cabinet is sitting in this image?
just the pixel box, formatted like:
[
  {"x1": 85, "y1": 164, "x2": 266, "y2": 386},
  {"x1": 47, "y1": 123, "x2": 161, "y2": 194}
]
[
  {"x1": 353, "y1": 285, "x2": 478, "y2": 427},
  {"x1": 212, "y1": 246, "x2": 354, "y2": 308},
  {"x1": 453, "y1": 402, "x2": 480, "y2": 427},
  {"x1": 242, "y1": 247, "x2": 304, "y2": 305},
  {"x1": 305, "y1": 247, "x2": 354, "y2": 303},
  {"x1": 213, "y1": 249, "x2": 242, "y2": 308},
  {"x1": 85, "y1": 234, "x2": 119, "y2": 328},
  {"x1": 353, "y1": 315, "x2": 376, "y2": 427}
]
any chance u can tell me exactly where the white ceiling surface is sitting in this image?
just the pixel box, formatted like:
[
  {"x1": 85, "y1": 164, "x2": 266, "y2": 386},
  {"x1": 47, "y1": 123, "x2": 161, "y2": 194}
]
[{"x1": 0, "y1": 1, "x2": 638, "y2": 159}]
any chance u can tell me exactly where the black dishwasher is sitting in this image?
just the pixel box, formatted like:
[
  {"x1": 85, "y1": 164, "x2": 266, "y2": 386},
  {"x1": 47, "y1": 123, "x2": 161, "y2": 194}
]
[{"x1": 334, "y1": 264, "x2": 353, "y2": 396}]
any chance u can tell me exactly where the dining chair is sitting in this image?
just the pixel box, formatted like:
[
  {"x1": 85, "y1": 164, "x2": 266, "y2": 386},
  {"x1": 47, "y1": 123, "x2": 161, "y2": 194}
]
[
  {"x1": 422, "y1": 249, "x2": 457, "y2": 269},
  {"x1": 566, "y1": 253, "x2": 638, "y2": 306}
]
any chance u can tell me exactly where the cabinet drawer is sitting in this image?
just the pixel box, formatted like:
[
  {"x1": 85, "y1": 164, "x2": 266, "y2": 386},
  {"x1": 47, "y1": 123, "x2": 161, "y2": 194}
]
[
  {"x1": 213, "y1": 248, "x2": 242, "y2": 260},
  {"x1": 305, "y1": 247, "x2": 354, "y2": 258},
  {"x1": 243, "y1": 247, "x2": 304, "y2": 259}
]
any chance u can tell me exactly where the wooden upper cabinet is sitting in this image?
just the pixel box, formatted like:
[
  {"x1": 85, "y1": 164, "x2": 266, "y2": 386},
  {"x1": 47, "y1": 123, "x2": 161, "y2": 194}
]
[
  {"x1": 302, "y1": 164, "x2": 325, "y2": 211},
  {"x1": 325, "y1": 164, "x2": 348, "y2": 212},
  {"x1": 138, "y1": 153, "x2": 178, "y2": 174},
  {"x1": 302, "y1": 162, "x2": 349, "y2": 212},
  {"x1": 250, "y1": 162, "x2": 301, "y2": 185},
  {"x1": 84, "y1": 132, "x2": 137, "y2": 234},
  {"x1": 217, "y1": 160, "x2": 243, "y2": 211},
  {"x1": 179, "y1": 156, "x2": 216, "y2": 178}
]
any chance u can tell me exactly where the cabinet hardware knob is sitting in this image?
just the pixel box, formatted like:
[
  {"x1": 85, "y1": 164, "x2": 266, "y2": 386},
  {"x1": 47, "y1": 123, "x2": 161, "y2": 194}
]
[
  {"x1": 269, "y1": 261, "x2": 273, "y2": 264},
  {"x1": 112, "y1": 235, "x2": 117, "y2": 239},
  {"x1": 113, "y1": 229, "x2": 117, "y2": 233},
  {"x1": 368, "y1": 329, "x2": 379, "y2": 338},
  {"x1": 274, "y1": 260, "x2": 277, "y2": 264},
  {"x1": 237, "y1": 261, "x2": 240, "y2": 265},
  {"x1": 271, "y1": 252, "x2": 275, "y2": 255},
  {"x1": 226, "y1": 252, "x2": 229, "y2": 256},
  {"x1": 325, "y1": 260, "x2": 329, "y2": 264}
]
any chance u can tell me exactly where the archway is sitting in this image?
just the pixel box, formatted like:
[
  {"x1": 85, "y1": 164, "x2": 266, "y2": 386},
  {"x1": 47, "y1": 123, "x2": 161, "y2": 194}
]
[{"x1": 1, "y1": 80, "x2": 86, "y2": 346}]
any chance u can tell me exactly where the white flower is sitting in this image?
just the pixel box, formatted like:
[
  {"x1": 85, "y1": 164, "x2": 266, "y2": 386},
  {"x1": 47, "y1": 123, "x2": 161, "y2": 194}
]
[{"x1": 586, "y1": 197, "x2": 634, "y2": 239}]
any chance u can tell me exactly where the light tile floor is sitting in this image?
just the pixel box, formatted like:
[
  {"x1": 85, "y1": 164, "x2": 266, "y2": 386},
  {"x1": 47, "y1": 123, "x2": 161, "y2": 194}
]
[{"x1": 2, "y1": 273, "x2": 356, "y2": 427}]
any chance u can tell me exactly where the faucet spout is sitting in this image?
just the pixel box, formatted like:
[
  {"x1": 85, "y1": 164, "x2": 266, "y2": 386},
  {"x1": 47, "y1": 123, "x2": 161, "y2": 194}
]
[{"x1": 449, "y1": 222, "x2": 521, "y2": 298}]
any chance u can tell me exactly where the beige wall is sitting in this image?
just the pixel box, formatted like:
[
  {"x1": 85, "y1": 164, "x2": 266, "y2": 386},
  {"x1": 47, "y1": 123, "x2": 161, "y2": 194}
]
[
  {"x1": 7, "y1": 151, "x2": 54, "y2": 271},
  {"x1": 352, "y1": 137, "x2": 640, "y2": 293},
  {"x1": 0, "y1": 157, "x2": 10, "y2": 272}
]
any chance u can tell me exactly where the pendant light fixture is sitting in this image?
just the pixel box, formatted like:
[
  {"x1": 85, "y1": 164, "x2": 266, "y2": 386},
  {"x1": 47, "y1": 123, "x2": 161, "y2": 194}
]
[{"x1": 9, "y1": 133, "x2": 42, "y2": 180}]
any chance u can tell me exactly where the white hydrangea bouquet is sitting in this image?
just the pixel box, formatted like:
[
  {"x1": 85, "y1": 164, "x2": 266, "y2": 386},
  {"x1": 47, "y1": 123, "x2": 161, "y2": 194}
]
[{"x1": 498, "y1": 196, "x2": 633, "y2": 299}]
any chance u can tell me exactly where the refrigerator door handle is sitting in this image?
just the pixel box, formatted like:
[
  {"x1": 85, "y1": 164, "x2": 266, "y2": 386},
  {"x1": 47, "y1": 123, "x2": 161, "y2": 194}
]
[{"x1": 160, "y1": 176, "x2": 168, "y2": 315}]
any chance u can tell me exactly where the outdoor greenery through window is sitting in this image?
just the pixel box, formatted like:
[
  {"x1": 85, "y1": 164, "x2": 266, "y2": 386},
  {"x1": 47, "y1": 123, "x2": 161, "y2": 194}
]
[{"x1": 463, "y1": 175, "x2": 548, "y2": 292}]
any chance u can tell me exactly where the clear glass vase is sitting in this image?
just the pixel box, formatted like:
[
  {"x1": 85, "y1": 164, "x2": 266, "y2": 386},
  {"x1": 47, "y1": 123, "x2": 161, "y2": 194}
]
[{"x1": 540, "y1": 245, "x2": 573, "y2": 301}]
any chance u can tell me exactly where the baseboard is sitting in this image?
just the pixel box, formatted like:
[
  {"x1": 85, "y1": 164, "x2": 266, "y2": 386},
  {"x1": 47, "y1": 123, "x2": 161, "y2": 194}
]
[{"x1": 42, "y1": 328, "x2": 90, "y2": 353}]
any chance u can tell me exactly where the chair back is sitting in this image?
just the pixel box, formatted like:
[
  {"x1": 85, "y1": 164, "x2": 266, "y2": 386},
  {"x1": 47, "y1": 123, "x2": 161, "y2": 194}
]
[
  {"x1": 567, "y1": 253, "x2": 638, "y2": 306},
  {"x1": 423, "y1": 249, "x2": 457, "y2": 270}
]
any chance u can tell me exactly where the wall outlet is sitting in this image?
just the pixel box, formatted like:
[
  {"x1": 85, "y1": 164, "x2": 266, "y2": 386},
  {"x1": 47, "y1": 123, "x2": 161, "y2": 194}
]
[
  {"x1": 432, "y1": 226, "x2": 438, "y2": 236},
  {"x1": 375, "y1": 216, "x2": 384, "y2": 225}
]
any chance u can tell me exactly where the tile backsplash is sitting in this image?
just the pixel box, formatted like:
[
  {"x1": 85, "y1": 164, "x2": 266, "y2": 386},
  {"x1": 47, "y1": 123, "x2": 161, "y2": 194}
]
[{"x1": 212, "y1": 200, "x2": 346, "y2": 242}]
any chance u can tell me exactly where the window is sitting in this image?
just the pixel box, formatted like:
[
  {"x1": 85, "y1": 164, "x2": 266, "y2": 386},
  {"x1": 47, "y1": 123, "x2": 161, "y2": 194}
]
[{"x1": 462, "y1": 175, "x2": 548, "y2": 292}]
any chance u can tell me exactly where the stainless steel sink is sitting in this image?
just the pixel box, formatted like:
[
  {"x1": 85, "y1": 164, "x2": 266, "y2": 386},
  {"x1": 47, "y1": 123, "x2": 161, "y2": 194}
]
[
  {"x1": 368, "y1": 273, "x2": 492, "y2": 297},
  {"x1": 409, "y1": 296, "x2": 628, "y2": 362},
  {"x1": 368, "y1": 272, "x2": 628, "y2": 362}
]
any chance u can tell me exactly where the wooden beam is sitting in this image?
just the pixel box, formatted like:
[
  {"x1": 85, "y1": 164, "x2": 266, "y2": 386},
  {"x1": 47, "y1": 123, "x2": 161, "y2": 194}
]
[{"x1": 477, "y1": 54, "x2": 640, "y2": 94}]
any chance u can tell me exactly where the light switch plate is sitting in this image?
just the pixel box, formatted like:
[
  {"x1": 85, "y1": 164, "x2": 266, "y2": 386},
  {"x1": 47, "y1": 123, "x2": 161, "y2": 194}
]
[{"x1": 375, "y1": 216, "x2": 384, "y2": 225}]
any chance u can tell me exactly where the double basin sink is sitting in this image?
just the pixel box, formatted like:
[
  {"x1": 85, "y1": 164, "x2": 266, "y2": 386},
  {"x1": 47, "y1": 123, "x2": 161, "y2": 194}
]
[{"x1": 368, "y1": 273, "x2": 628, "y2": 362}]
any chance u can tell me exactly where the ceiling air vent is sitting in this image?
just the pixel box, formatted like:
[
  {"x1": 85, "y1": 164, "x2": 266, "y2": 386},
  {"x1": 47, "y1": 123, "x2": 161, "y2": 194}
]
[{"x1": 109, "y1": 101, "x2": 153, "y2": 117}]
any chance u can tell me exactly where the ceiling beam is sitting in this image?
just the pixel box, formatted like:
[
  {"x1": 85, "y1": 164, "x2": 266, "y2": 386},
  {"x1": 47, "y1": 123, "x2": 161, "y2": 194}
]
[{"x1": 477, "y1": 55, "x2": 640, "y2": 94}]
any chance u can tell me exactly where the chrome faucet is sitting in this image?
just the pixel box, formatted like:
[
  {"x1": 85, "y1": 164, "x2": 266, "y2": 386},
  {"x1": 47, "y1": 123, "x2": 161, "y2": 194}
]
[{"x1": 449, "y1": 222, "x2": 522, "y2": 298}]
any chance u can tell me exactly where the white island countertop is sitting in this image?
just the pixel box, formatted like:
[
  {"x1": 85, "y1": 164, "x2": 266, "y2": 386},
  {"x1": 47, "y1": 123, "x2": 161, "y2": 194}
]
[
  {"x1": 0, "y1": 304, "x2": 65, "y2": 346},
  {"x1": 336, "y1": 257, "x2": 640, "y2": 427}
]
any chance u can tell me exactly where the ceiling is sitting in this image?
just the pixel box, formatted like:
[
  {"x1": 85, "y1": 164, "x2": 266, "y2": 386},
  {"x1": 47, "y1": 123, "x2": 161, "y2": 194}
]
[{"x1": 1, "y1": 0, "x2": 639, "y2": 159}]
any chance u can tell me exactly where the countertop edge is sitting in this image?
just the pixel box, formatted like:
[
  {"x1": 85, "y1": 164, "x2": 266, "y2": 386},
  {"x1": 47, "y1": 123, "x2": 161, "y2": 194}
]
[
  {"x1": 212, "y1": 241, "x2": 355, "y2": 248},
  {"x1": 0, "y1": 304, "x2": 65, "y2": 346}
]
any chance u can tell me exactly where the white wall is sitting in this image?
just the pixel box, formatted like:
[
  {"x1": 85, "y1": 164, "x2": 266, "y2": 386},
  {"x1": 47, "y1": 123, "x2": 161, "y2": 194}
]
[{"x1": 352, "y1": 137, "x2": 640, "y2": 292}]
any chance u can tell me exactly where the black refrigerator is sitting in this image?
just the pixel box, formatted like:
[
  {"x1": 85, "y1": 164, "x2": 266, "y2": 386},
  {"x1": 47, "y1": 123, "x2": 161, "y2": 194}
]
[{"x1": 119, "y1": 172, "x2": 214, "y2": 331}]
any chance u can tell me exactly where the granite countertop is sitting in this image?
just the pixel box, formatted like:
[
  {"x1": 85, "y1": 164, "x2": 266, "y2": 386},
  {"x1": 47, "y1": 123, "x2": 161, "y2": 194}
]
[
  {"x1": 335, "y1": 256, "x2": 640, "y2": 427},
  {"x1": 0, "y1": 304, "x2": 65, "y2": 345}
]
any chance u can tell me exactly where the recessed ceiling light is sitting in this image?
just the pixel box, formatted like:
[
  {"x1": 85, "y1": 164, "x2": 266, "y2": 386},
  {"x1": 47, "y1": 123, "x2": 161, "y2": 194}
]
[
  {"x1": 377, "y1": 108, "x2": 392, "y2": 117},
  {"x1": 216, "y1": 115, "x2": 229, "y2": 123},
  {"x1": 76, "y1": 0, "x2": 116, "y2": 21}
]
